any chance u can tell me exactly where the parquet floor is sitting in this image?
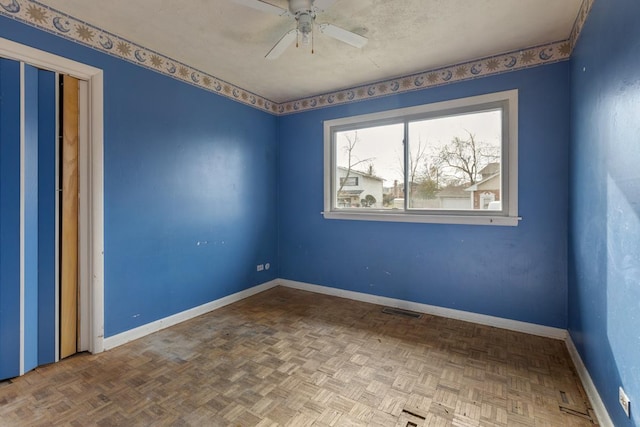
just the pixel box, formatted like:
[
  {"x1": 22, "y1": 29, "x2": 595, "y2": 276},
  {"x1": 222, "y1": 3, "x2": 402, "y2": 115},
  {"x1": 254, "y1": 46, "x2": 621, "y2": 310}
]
[{"x1": 0, "y1": 286, "x2": 597, "y2": 426}]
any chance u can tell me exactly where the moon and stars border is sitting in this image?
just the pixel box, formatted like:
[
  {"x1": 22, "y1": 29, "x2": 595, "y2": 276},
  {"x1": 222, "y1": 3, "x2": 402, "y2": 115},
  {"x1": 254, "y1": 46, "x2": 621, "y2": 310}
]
[{"x1": 0, "y1": 0, "x2": 594, "y2": 116}]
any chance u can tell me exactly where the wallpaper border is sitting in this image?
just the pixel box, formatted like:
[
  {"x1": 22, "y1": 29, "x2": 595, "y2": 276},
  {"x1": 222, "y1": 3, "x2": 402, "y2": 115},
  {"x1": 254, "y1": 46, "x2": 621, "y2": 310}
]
[{"x1": 0, "y1": 0, "x2": 594, "y2": 115}]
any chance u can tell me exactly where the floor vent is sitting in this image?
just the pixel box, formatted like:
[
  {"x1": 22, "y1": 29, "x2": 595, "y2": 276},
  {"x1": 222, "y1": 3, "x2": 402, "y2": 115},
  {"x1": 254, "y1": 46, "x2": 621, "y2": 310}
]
[
  {"x1": 382, "y1": 307, "x2": 422, "y2": 319},
  {"x1": 559, "y1": 406, "x2": 594, "y2": 422}
]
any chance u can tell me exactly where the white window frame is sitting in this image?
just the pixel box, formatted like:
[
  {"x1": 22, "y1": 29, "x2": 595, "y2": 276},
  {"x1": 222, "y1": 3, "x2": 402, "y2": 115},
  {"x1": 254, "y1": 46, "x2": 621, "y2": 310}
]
[{"x1": 323, "y1": 90, "x2": 520, "y2": 226}]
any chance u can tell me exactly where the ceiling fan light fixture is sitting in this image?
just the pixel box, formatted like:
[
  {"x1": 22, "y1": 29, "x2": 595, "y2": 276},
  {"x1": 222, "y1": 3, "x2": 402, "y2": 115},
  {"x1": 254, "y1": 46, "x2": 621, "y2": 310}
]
[
  {"x1": 233, "y1": 0, "x2": 367, "y2": 59},
  {"x1": 297, "y1": 12, "x2": 313, "y2": 45},
  {"x1": 301, "y1": 31, "x2": 311, "y2": 46}
]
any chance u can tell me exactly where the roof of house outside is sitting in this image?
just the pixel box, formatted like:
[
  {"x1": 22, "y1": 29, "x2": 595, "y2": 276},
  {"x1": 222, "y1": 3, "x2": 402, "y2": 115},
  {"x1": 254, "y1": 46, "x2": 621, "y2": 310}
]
[
  {"x1": 337, "y1": 166, "x2": 384, "y2": 181},
  {"x1": 465, "y1": 172, "x2": 500, "y2": 192},
  {"x1": 479, "y1": 163, "x2": 500, "y2": 177},
  {"x1": 437, "y1": 185, "x2": 470, "y2": 198}
]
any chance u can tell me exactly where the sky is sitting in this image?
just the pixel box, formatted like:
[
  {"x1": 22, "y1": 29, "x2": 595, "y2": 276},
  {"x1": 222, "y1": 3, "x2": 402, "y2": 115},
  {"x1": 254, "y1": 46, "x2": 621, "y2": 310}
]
[{"x1": 335, "y1": 109, "x2": 502, "y2": 187}]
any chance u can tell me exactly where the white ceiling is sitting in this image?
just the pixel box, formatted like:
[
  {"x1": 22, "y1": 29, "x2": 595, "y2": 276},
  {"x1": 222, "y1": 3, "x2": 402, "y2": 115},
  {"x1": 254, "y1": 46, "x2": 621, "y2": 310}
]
[{"x1": 39, "y1": 0, "x2": 583, "y2": 103}]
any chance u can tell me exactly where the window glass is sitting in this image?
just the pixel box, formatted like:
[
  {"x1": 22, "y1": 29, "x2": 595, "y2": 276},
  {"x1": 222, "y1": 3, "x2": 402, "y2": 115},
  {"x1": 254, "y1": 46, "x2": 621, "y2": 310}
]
[
  {"x1": 335, "y1": 123, "x2": 403, "y2": 209},
  {"x1": 406, "y1": 110, "x2": 502, "y2": 211}
]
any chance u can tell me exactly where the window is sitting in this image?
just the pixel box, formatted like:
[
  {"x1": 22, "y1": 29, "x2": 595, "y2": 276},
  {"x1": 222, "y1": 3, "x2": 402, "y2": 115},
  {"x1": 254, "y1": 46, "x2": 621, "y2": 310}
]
[
  {"x1": 340, "y1": 176, "x2": 359, "y2": 186},
  {"x1": 323, "y1": 90, "x2": 519, "y2": 225}
]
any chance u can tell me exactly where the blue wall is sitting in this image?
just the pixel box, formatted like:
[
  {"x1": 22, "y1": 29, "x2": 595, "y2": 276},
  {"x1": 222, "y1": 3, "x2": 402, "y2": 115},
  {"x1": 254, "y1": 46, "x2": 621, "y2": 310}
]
[
  {"x1": 569, "y1": 0, "x2": 640, "y2": 425},
  {"x1": 0, "y1": 16, "x2": 278, "y2": 338},
  {"x1": 278, "y1": 63, "x2": 570, "y2": 328}
]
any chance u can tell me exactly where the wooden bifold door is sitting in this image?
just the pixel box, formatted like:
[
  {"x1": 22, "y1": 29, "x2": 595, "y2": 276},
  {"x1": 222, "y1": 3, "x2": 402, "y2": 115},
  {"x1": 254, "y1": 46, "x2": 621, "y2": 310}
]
[
  {"x1": 59, "y1": 75, "x2": 80, "y2": 360},
  {"x1": 0, "y1": 47, "x2": 94, "y2": 382}
]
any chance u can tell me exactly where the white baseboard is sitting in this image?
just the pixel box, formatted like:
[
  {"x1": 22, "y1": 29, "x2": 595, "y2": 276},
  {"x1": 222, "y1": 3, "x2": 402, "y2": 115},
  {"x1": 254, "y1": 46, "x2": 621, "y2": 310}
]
[
  {"x1": 103, "y1": 277, "x2": 565, "y2": 350},
  {"x1": 103, "y1": 280, "x2": 279, "y2": 350},
  {"x1": 277, "y1": 279, "x2": 567, "y2": 340},
  {"x1": 565, "y1": 335, "x2": 613, "y2": 427},
  {"x1": 101, "y1": 276, "x2": 611, "y2": 427}
]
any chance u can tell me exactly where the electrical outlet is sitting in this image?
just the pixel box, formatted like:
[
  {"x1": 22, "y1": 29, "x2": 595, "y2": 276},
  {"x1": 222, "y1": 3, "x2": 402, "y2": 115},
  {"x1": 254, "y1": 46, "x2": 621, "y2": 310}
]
[
  {"x1": 619, "y1": 386, "x2": 630, "y2": 418},
  {"x1": 256, "y1": 264, "x2": 264, "y2": 272},
  {"x1": 265, "y1": 263, "x2": 270, "y2": 270}
]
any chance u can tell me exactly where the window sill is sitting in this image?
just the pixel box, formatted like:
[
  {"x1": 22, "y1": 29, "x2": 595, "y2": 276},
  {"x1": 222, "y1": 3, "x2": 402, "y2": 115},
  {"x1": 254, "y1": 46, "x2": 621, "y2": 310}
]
[{"x1": 322, "y1": 211, "x2": 521, "y2": 226}]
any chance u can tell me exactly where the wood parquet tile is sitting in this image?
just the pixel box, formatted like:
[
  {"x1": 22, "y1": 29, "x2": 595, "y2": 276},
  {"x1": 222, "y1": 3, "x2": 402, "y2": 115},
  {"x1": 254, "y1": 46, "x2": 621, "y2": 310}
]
[{"x1": 0, "y1": 286, "x2": 598, "y2": 426}]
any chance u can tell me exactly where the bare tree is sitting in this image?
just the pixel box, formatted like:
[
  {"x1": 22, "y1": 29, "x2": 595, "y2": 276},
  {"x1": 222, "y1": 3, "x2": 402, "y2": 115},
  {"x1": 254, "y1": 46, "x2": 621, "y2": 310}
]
[
  {"x1": 435, "y1": 131, "x2": 499, "y2": 185},
  {"x1": 394, "y1": 137, "x2": 439, "y2": 200},
  {"x1": 393, "y1": 138, "x2": 427, "y2": 183},
  {"x1": 408, "y1": 138, "x2": 429, "y2": 187}
]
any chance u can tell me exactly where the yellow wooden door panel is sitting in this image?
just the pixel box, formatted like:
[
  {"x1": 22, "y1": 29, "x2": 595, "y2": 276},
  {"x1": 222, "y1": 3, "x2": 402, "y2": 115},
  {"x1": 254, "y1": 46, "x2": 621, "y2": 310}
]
[{"x1": 60, "y1": 75, "x2": 79, "y2": 360}]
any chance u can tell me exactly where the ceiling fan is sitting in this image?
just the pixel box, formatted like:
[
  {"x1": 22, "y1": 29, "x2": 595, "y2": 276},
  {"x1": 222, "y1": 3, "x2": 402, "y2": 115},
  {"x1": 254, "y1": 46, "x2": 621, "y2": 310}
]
[{"x1": 233, "y1": 0, "x2": 368, "y2": 59}]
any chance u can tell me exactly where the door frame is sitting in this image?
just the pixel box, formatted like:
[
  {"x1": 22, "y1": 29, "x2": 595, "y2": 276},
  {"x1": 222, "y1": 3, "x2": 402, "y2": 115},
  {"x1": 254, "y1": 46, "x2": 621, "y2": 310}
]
[{"x1": 0, "y1": 37, "x2": 104, "y2": 357}]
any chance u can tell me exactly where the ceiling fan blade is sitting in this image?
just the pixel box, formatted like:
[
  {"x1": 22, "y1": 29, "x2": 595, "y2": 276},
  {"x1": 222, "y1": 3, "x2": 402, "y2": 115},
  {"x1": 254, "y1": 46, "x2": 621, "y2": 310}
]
[
  {"x1": 318, "y1": 23, "x2": 368, "y2": 49},
  {"x1": 232, "y1": 0, "x2": 290, "y2": 16},
  {"x1": 265, "y1": 29, "x2": 298, "y2": 59},
  {"x1": 312, "y1": 0, "x2": 337, "y2": 12}
]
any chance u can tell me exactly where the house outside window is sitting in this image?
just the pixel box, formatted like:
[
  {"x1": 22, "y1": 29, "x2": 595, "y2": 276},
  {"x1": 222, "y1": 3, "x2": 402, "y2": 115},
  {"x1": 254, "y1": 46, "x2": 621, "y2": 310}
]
[
  {"x1": 336, "y1": 167, "x2": 382, "y2": 208},
  {"x1": 465, "y1": 163, "x2": 501, "y2": 209},
  {"x1": 323, "y1": 90, "x2": 519, "y2": 225}
]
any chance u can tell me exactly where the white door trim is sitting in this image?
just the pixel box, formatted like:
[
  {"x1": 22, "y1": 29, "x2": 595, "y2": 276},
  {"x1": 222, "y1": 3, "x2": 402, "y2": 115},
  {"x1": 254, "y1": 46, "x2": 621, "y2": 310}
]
[
  {"x1": 19, "y1": 61, "x2": 25, "y2": 374},
  {"x1": 0, "y1": 37, "x2": 105, "y2": 354}
]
